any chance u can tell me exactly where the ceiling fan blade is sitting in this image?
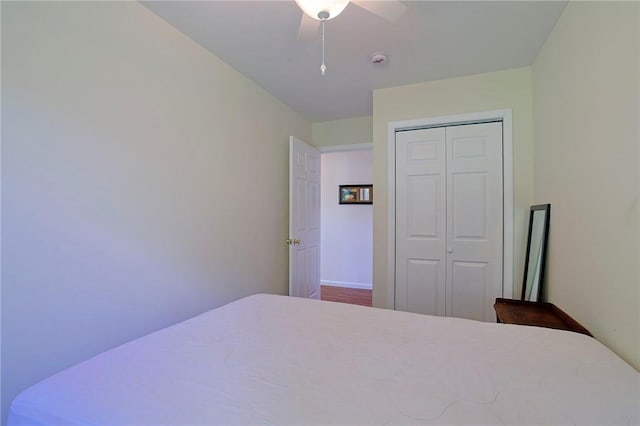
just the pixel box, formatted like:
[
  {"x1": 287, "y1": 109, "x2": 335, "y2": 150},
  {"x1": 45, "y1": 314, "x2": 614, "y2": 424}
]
[
  {"x1": 297, "y1": 13, "x2": 320, "y2": 41},
  {"x1": 351, "y1": 0, "x2": 407, "y2": 22}
]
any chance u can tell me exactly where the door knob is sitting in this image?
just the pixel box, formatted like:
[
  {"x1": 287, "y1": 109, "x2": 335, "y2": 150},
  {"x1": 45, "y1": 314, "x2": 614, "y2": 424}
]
[
  {"x1": 447, "y1": 248, "x2": 453, "y2": 254},
  {"x1": 285, "y1": 239, "x2": 301, "y2": 246}
]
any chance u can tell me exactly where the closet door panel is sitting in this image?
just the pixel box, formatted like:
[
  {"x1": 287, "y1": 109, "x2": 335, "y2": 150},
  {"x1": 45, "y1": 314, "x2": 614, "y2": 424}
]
[
  {"x1": 450, "y1": 261, "x2": 488, "y2": 321},
  {"x1": 451, "y1": 172, "x2": 488, "y2": 240},
  {"x1": 446, "y1": 122, "x2": 503, "y2": 322},
  {"x1": 407, "y1": 174, "x2": 440, "y2": 239},
  {"x1": 395, "y1": 128, "x2": 446, "y2": 315},
  {"x1": 406, "y1": 259, "x2": 440, "y2": 315}
]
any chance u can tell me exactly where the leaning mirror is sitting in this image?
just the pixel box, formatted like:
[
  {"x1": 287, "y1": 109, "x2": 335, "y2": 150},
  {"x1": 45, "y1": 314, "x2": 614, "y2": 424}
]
[{"x1": 522, "y1": 204, "x2": 551, "y2": 302}]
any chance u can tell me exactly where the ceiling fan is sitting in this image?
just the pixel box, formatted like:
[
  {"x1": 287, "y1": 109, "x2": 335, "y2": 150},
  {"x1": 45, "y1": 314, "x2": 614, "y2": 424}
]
[{"x1": 294, "y1": 0, "x2": 407, "y2": 75}]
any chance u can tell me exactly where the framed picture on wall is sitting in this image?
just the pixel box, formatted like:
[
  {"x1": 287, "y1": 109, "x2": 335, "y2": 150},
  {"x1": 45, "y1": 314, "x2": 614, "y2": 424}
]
[{"x1": 339, "y1": 185, "x2": 373, "y2": 205}]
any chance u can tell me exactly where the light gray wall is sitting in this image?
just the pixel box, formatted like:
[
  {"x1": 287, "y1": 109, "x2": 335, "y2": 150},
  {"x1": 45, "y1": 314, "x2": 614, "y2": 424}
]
[
  {"x1": 1, "y1": 2, "x2": 310, "y2": 421},
  {"x1": 532, "y1": 1, "x2": 639, "y2": 370}
]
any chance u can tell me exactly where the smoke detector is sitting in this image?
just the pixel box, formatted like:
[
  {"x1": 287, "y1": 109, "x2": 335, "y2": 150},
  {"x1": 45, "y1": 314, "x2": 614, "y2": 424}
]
[{"x1": 370, "y1": 52, "x2": 388, "y2": 66}]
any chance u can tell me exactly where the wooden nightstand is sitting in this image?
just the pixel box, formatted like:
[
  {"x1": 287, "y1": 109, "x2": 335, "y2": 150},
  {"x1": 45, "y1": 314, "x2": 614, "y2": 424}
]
[{"x1": 494, "y1": 298, "x2": 592, "y2": 336}]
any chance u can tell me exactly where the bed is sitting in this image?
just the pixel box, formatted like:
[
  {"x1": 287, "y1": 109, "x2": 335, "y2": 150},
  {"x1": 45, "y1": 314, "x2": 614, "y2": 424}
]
[{"x1": 8, "y1": 294, "x2": 640, "y2": 425}]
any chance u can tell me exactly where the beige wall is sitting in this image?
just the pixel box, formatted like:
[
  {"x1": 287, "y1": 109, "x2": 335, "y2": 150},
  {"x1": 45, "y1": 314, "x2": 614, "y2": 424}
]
[
  {"x1": 372, "y1": 67, "x2": 534, "y2": 308},
  {"x1": 532, "y1": 2, "x2": 639, "y2": 370},
  {"x1": 1, "y1": 1, "x2": 310, "y2": 421},
  {"x1": 312, "y1": 116, "x2": 373, "y2": 147}
]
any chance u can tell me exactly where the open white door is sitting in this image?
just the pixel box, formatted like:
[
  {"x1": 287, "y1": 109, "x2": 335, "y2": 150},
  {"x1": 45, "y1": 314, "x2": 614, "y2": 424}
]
[{"x1": 288, "y1": 136, "x2": 321, "y2": 299}]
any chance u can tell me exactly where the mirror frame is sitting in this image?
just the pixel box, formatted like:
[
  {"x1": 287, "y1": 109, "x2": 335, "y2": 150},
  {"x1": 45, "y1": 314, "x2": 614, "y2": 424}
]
[{"x1": 521, "y1": 204, "x2": 551, "y2": 302}]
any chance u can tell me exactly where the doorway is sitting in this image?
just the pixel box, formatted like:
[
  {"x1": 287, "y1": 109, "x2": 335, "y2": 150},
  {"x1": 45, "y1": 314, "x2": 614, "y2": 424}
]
[{"x1": 320, "y1": 146, "x2": 373, "y2": 306}]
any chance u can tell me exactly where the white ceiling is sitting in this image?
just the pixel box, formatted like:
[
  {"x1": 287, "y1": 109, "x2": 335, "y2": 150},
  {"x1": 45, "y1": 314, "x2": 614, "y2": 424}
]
[{"x1": 142, "y1": 1, "x2": 566, "y2": 122}]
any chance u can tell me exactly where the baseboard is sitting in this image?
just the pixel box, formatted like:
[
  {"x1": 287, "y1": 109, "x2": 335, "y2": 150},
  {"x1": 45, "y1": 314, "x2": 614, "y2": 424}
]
[{"x1": 321, "y1": 280, "x2": 372, "y2": 290}]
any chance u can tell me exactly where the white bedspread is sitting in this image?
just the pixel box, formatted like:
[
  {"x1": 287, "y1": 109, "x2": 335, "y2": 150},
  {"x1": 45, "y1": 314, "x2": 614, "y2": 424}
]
[{"x1": 9, "y1": 294, "x2": 640, "y2": 425}]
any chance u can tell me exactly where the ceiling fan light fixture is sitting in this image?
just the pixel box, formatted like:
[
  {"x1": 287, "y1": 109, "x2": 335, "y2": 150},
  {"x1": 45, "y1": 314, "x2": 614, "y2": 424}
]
[{"x1": 295, "y1": 0, "x2": 350, "y2": 21}]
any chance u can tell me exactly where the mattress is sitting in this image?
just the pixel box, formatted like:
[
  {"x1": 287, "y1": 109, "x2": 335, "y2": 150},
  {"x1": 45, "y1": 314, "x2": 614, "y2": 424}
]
[{"x1": 8, "y1": 294, "x2": 640, "y2": 425}]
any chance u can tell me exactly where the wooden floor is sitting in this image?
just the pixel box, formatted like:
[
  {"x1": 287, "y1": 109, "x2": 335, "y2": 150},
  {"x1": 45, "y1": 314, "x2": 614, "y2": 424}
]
[{"x1": 321, "y1": 285, "x2": 372, "y2": 307}]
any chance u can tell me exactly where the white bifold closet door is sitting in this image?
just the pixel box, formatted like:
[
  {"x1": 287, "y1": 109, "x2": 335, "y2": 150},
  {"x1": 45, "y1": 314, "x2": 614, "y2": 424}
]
[{"x1": 395, "y1": 122, "x2": 503, "y2": 322}]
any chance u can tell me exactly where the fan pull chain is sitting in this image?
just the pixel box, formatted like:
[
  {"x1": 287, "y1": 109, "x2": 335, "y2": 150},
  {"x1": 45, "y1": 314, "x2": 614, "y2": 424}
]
[{"x1": 320, "y1": 19, "x2": 326, "y2": 76}]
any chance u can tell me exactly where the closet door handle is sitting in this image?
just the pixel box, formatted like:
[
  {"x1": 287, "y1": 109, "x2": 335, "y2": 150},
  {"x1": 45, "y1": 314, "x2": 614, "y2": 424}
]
[{"x1": 447, "y1": 248, "x2": 453, "y2": 254}]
